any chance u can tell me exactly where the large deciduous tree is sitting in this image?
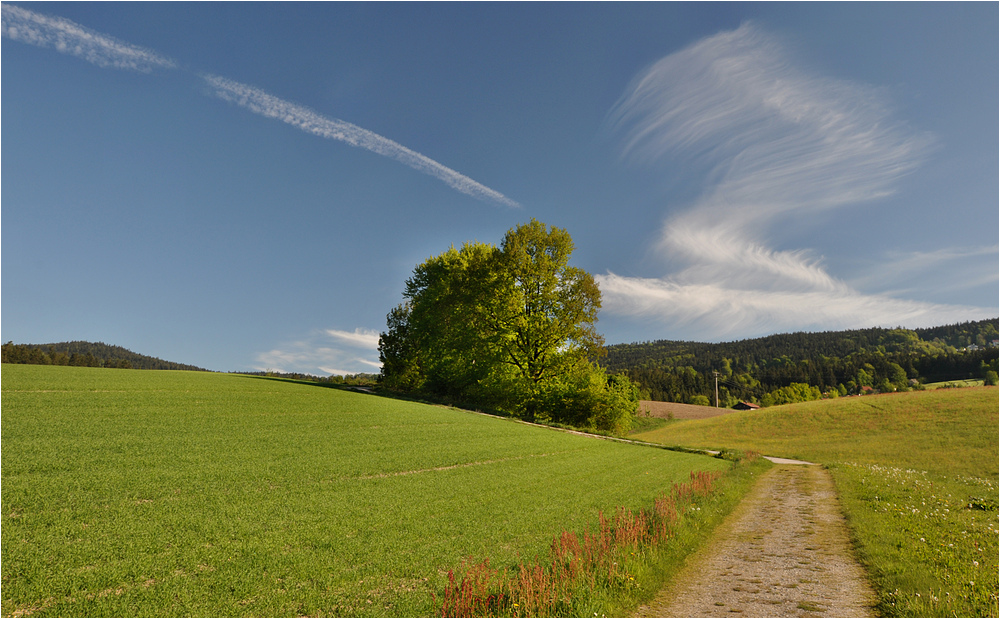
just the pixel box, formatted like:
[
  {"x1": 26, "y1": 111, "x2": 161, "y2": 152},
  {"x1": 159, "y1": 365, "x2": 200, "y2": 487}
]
[{"x1": 379, "y1": 219, "x2": 636, "y2": 433}]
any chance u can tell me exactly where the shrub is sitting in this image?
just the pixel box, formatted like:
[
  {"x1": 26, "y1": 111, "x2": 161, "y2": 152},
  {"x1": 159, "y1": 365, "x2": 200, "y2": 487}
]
[{"x1": 761, "y1": 382, "x2": 822, "y2": 407}]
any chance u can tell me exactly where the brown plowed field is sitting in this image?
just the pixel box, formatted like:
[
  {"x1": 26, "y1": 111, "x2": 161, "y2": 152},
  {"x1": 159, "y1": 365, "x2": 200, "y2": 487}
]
[{"x1": 638, "y1": 400, "x2": 737, "y2": 420}]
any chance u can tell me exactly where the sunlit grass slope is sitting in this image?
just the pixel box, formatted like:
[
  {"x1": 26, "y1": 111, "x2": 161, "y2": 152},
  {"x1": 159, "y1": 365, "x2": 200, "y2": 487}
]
[
  {"x1": 633, "y1": 388, "x2": 999, "y2": 617},
  {"x1": 1, "y1": 365, "x2": 727, "y2": 617}
]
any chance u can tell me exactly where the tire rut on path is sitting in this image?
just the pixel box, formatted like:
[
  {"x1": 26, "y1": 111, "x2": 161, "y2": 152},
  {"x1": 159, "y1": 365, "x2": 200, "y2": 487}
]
[{"x1": 636, "y1": 464, "x2": 876, "y2": 618}]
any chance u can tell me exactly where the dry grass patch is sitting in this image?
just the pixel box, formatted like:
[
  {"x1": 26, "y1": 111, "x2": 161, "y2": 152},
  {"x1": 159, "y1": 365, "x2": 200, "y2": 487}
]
[{"x1": 638, "y1": 400, "x2": 735, "y2": 420}]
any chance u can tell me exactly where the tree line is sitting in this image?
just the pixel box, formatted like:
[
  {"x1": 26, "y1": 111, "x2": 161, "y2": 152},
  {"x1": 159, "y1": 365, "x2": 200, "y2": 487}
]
[
  {"x1": 1, "y1": 341, "x2": 206, "y2": 371},
  {"x1": 602, "y1": 320, "x2": 999, "y2": 407}
]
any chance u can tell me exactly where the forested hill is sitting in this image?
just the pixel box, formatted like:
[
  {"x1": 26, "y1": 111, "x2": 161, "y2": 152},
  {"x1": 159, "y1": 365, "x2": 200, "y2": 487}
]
[
  {"x1": 1, "y1": 341, "x2": 206, "y2": 371},
  {"x1": 602, "y1": 319, "x2": 999, "y2": 406}
]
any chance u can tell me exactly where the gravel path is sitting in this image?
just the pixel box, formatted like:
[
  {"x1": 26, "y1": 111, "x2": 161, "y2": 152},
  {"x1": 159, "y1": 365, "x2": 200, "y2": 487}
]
[{"x1": 636, "y1": 464, "x2": 876, "y2": 618}]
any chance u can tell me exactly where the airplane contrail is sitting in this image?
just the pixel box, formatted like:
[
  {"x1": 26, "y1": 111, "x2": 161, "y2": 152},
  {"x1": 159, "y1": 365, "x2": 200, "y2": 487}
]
[
  {"x1": 203, "y1": 75, "x2": 521, "y2": 208},
  {"x1": 1, "y1": 2, "x2": 519, "y2": 208},
  {"x1": 1, "y1": 2, "x2": 176, "y2": 71}
]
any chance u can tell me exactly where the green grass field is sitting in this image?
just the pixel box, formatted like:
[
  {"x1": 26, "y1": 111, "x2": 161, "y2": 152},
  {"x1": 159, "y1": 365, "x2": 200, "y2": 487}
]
[
  {"x1": 632, "y1": 388, "x2": 999, "y2": 617},
  {"x1": 1, "y1": 365, "x2": 732, "y2": 617},
  {"x1": 923, "y1": 379, "x2": 985, "y2": 390}
]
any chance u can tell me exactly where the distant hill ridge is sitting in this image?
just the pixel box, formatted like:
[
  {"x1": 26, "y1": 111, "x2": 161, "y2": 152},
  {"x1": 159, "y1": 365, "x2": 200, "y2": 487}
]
[
  {"x1": 3, "y1": 319, "x2": 997, "y2": 379},
  {"x1": 601, "y1": 319, "x2": 999, "y2": 406},
  {"x1": 1, "y1": 341, "x2": 206, "y2": 371},
  {"x1": 603, "y1": 319, "x2": 999, "y2": 372}
]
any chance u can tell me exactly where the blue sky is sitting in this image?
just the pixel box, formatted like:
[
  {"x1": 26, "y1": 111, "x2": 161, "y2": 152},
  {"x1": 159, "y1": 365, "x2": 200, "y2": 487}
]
[{"x1": 3, "y1": 2, "x2": 997, "y2": 374}]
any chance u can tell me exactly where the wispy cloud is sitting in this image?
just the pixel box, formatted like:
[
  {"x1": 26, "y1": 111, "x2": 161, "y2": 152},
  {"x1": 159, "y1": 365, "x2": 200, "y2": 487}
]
[
  {"x1": 203, "y1": 75, "x2": 521, "y2": 209},
  {"x1": 600, "y1": 22, "x2": 992, "y2": 337},
  {"x1": 598, "y1": 272, "x2": 992, "y2": 340},
  {"x1": 317, "y1": 358, "x2": 383, "y2": 377},
  {"x1": 1, "y1": 3, "x2": 518, "y2": 208},
  {"x1": 849, "y1": 245, "x2": 999, "y2": 291},
  {"x1": 1, "y1": 2, "x2": 176, "y2": 71},
  {"x1": 325, "y1": 327, "x2": 381, "y2": 349},
  {"x1": 254, "y1": 328, "x2": 382, "y2": 376},
  {"x1": 841, "y1": 245, "x2": 1000, "y2": 303}
]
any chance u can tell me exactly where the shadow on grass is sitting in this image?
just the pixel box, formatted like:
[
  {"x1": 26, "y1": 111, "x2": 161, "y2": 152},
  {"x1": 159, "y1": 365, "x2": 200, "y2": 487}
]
[
  {"x1": 232, "y1": 374, "x2": 473, "y2": 408},
  {"x1": 232, "y1": 374, "x2": 720, "y2": 459},
  {"x1": 233, "y1": 373, "x2": 373, "y2": 392}
]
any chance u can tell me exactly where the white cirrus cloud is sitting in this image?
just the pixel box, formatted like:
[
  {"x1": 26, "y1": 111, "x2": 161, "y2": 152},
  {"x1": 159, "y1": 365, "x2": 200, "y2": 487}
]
[
  {"x1": 325, "y1": 328, "x2": 381, "y2": 350},
  {"x1": 202, "y1": 74, "x2": 522, "y2": 209},
  {"x1": 597, "y1": 272, "x2": 993, "y2": 341},
  {"x1": 254, "y1": 328, "x2": 382, "y2": 376},
  {"x1": 1, "y1": 2, "x2": 176, "y2": 72},
  {"x1": 317, "y1": 367, "x2": 355, "y2": 377},
  {"x1": 600, "y1": 22, "x2": 992, "y2": 337},
  {"x1": 847, "y1": 245, "x2": 1000, "y2": 296},
  {"x1": 354, "y1": 358, "x2": 384, "y2": 370}
]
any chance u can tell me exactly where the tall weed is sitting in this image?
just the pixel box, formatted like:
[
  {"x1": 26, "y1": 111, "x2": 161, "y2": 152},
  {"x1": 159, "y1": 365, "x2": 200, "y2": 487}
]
[{"x1": 437, "y1": 456, "x2": 767, "y2": 617}]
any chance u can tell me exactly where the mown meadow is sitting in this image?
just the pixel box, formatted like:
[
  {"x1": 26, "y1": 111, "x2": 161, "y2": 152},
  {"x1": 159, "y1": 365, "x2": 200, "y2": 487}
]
[
  {"x1": 632, "y1": 388, "x2": 1000, "y2": 617},
  {"x1": 1, "y1": 364, "x2": 753, "y2": 617}
]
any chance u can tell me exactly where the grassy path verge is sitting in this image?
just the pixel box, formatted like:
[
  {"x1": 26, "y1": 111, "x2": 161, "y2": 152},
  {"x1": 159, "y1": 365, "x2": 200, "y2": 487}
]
[
  {"x1": 437, "y1": 452, "x2": 772, "y2": 617},
  {"x1": 632, "y1": 389, "x2": 999, "y2": 617}
]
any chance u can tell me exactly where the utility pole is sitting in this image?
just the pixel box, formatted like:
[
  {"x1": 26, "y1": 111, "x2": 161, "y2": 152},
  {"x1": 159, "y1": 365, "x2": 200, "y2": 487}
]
[{"x1": 713, "y1": 370, "x2": 719, "y2": 408}]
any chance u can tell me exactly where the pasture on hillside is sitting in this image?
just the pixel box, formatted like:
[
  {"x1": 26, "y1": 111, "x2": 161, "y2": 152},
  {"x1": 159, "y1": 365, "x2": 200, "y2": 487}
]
[
  {"x1": 632, "y1": 388, "x2": 1000, "y2": 617},
  {"x1": 1, "y1": 365, "x2": 732, "y2": 617}
]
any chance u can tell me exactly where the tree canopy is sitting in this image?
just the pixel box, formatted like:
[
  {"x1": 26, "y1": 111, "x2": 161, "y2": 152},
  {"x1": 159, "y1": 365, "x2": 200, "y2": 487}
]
[{"x1": 379, "y1": 219, "x2": 637, "y2": 434}]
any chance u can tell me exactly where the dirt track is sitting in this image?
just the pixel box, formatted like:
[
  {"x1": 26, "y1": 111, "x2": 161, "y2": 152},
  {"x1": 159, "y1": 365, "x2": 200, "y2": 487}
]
[{"x1": 636, "y1": 464, "x2": 876, "y2": 618}]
